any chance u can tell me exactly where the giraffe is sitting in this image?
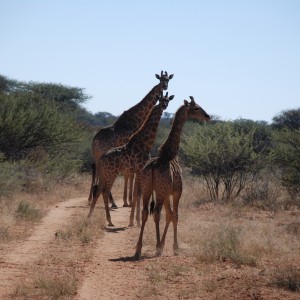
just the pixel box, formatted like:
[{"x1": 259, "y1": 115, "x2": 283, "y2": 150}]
[
  {"x1": 88, "y1": 71, "x2": 173, "y2": 207},
  {"x1": 123, "y1": 173, "x2": 134, "y2": 208},
  {"x1": 134, "y1": 96, "x2": 210, "y2": 260},
  {"x1": 88, "y1": 92, "x2": 174, "y2": 227}
]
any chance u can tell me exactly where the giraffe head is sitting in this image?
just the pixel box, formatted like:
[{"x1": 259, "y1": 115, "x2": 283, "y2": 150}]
[
  {"x1": 158, "y1": 92, "x2": 174, "y2": 110},
  {"x1": 184, "y1": 96, "x2": 210, "y2": 122},
  {"x1": 155, "y1": 71, "x2": 174, "y2": 91}
]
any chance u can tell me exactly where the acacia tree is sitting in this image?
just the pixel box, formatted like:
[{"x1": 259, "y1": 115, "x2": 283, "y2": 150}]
[
  {"x1": 182, "y1": 122, "x2": 265, "y2": 201},
  {"x1": 0, "y1": 93, "x2": 83, "y2": 159},
  {"x1": 271, "y1": 109, "x2": 300, "y2": 203},
  {"x1": 0, "y1": 75, "x2": 92, "y2": 186}
]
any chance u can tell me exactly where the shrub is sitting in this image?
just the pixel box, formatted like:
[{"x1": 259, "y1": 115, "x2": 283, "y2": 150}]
[
  {"x1": 16, "y1": 201, "x2": 43, "y2": 221},
  {"x1": 241, "y1": 175, "x2": 281, "y2": 211},
  {"x1": 272, "y1": 266, "x2": 300, "y2": 292},
  {"x1": 35, "y1": 273, "x2": 77, "y2": 299},
  {"x1": 182, "y1": 121, "x2": 265, "y2": 201},
  {"x1": 271, "y1": 128, "x2": 300, "y2": 205},
  {"x1": 0, "y1": 226, "x2": 9, "y2": 242},
  {"x1": 55, "y1": 212, "x2": 104, "y2": 244},
  {"x1": 192, "y1": 223, "x2": 256, "y2": 266}
]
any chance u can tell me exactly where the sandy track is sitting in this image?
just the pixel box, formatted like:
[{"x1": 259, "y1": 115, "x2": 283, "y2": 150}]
[
  {"x1": 0, "y1": 197, "x2": 149, "y2": 299},
  {"x1": 0, "y1": 197, "x2": 85, "y2": 297},
  {"x1": 75, "y1": 202, "x2": 147, "y2": 300}
]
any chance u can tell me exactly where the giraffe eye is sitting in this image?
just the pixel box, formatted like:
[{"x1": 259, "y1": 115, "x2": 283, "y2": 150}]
[{"x1": 194, "y1": 107, "x2": 199, "y2": 111}]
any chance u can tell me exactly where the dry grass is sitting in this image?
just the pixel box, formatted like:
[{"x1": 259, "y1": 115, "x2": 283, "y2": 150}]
[
  {"x1": 55, "y1": 210, "x2": 104, "y2": 244},
  {"x1": 271, "y1": 265, "x2": 300, "y2": 292},
  {"x1": 0, "y1": 174, "x2": 91, "y2": 244},
  {"x1": 139, "y1": 177, "x2": 300, "y2": 299},
  {"x1": 0, "y1": 173, "x2": 106, "y2": 298},
  {"x1": 35, "y1": 272, "x2": 78, "y2": 299},
  {"x1": 179, "y1": 179, "x2": 300, "y2": 262},
  {"x1": 10, "y1": 201, "x2": 104, "y2": 298},
  {"x1": 2, "y1": 175, "x2": 300, "y2": 299},
  {"x1": 15, "y1": 201, "x2": 44, "y2": 221}
]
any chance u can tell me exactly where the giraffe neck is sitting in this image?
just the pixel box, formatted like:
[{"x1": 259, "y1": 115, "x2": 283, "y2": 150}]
[
  {"x1": 128, "y1": 103, "x2": 165, "y2": 152},
  {"x1": 114, "y1": 83, "x2": 162, "y2": 132},
  {"x1": 159, "y1": 105, "x2": 188, "y2": 161}
]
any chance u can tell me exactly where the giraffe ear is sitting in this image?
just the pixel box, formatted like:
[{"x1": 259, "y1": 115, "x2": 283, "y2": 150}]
[
  {"x1": 155, "y1": 74, "x2": 160, "y2": 80},
  {"x1": 184, "y1": 100, "x2": 189, "y2": 106},
  {"x1": 169, "y1": 95, "x2": 175, "y2": 100},
  {"x1": 169, "y1": 74, "x2": 174, "y2": 79}
]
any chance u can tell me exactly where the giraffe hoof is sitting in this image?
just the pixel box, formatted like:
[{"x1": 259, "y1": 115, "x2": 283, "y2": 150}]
[
  {"x1": 134, "y1": 252, "x2": 141, "y2": 261},
  {"x1": 111, "y1": 204, "x2": 118, "y2": 209},
  {"x1": 128, "y1": 223, "x2": 134, "y2": 227},
  {"x1": 108, "y1": 223, "x2": 115, "y2": 227},
  {"x1": 123, "y1": 204, "x2": 130, "y2": 207}
]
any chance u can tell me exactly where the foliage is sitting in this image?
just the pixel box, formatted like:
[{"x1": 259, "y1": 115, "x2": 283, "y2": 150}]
[
  {"x1": 270, "y1": 108, "x2": 300, "y2": 202},
  {"x1": 272, "y1": 108, "x2": 300, "y2": 131},
  {"x1": 0, "y1": 74, "x2": 92, "y2": 194},
  {"x1": 271, "y1": 128, "x2": 300, "y2": 203},
  {"x1": 241, "y1": 174, "x2": 281, "y2": 211},
  {"x1": 0, "y1": 93, "x2": 85, "y2": 160},
  {"x1": 182, "y1": 121, "x2": 265, "y2": 201},
  {"x1": 0, "y1": 152, "x2": 25, "y2": 196}
]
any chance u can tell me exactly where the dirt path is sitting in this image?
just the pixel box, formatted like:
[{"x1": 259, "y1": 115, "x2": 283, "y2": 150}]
[
  {"x1": 75, "y1": 201, "x2": 147, "y2": 300},
  {"x1": 0, "y1": 197, "x2": 85, "y2": 297},
  {"x1": 1, "y1": 194, "x2": 299, "y2": 299},
  {"x1": 0, "y1": 197, "x2": 150, "y2": 299}
]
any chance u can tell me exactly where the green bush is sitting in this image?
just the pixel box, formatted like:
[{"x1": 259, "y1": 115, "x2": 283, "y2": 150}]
[
  {"x1": 0, "y1": 93, "x2": 84, "y2": 160},
  {"x1": 0, "y1": 152, "x2": 25, "y2": 197},
  {"x1": 271, "y1": 128, "x2": 300, "y2": 204},
  {"x1": 0, "y1": 76, "x2": 93, "y2": 193},
  {"x1": 182, "y1": 121, "x2": 265, "y2": 201}
]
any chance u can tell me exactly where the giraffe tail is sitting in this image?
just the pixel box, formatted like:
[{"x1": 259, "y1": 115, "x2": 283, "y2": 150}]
[
  {"x1": 150, "y1": 166, "x2": 155, "y2": 215},
  {"x1": 92, "y1": 184, "x2": 98, "y2": 198},
  {"x1": 91, "y1": 162, "x2": 96, "y2": 185}
]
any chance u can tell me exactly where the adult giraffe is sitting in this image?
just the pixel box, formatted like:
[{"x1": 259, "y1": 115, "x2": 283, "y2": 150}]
[
  {"x1": 134, "y1": 96, "x2": 210, "y2": 260},
  {"x1": 88, "y1": 71, "x2": 173, "y2": 207},
  {"x1": 88, "y1": 92, "x2": 174, "y2": 227}
]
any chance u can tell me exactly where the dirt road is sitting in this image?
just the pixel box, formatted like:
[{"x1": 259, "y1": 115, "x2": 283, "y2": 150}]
[
  {"x1": 0, "y1": 197, "x2": 151, "y2": 299},
  {"x1": 75, "y1": 201, "x2": 148, "y2": 300},
  {"x1": 1, "y1": 195, "x2": 299, "y2": 300}
]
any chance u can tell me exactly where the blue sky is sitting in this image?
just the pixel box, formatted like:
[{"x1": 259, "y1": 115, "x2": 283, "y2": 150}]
[{"x1": 1, "y1": 0, "x2": 299, "y2": 122}]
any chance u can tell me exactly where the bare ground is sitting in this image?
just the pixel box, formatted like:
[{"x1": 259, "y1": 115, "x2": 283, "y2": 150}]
[{"x1": 0, "y1": 187, "x2": 299, "y2": 299}]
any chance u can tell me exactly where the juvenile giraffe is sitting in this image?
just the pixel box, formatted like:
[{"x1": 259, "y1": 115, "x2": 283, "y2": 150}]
[
  {"x1": 134, "y1": 96, "x2": 210, "y2": 260},
  {"x1": 88, "y1": 71, "x2": 173, "y2": 207},
  {"x1": 88, "y1": 92, "x2": 174, "y2": 226}
]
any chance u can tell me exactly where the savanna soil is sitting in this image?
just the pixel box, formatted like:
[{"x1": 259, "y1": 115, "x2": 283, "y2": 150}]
[{"x1": 0, "y1": 178, "x2": 299, "y2": 299}]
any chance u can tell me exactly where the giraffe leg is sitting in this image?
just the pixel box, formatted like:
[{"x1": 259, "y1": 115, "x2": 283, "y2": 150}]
[
  {"x1": 153, "y1": 202, "x2": 163, "y2": 256},
  {"x1": 123, "y1": 174, "x2": 129, "y2": 207},
  {"x1": 160, "y1": 198, "x2": 173, "y2": 256},
  {"x1": 135, "y1": 173, "x2": 142, "y2": 227},
  {"x1": 128, "y1": 173, "x2": 134, "y2": 207},
  {"x1": 109, "y1": 192, "x2": 117, "y2": 208},
  {"x1": 172, "y1": 191, "x2": 181, "y2": 255},
  {"x1": 87, "y1": 183, "x2": 101, "y2": 218},
  {"x1": 134, "y1": 201, "x2": 150, "y2": 260},
  {"x1": 87, "y1": 162, "x2": 96, "y2": 205},
  {"x1": 103, "y1": 190, "x2": 114, "y2": 226},
  {"x1": 129, "y1": 173, "x2": 141, "y2": 227}
]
